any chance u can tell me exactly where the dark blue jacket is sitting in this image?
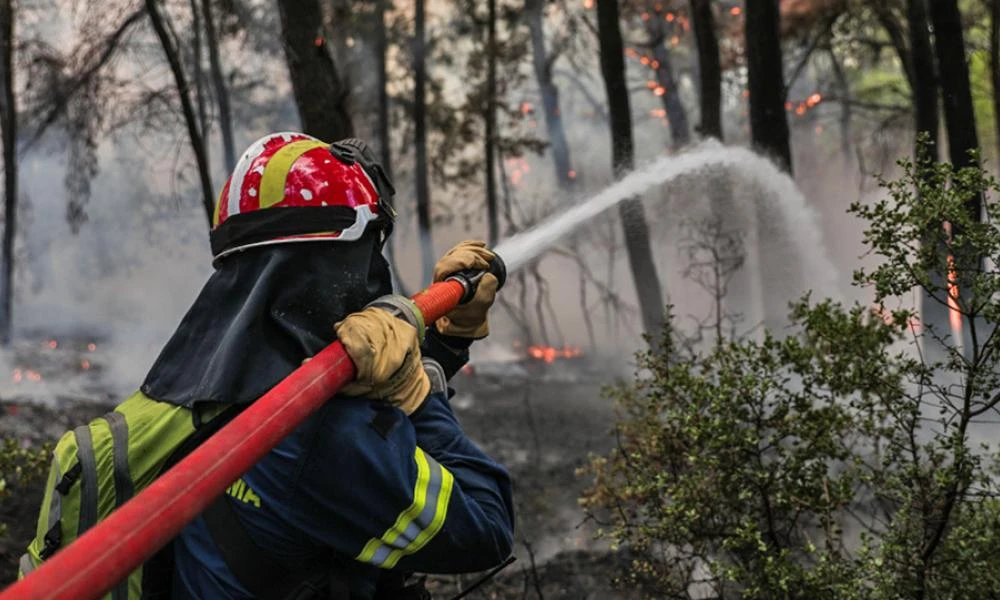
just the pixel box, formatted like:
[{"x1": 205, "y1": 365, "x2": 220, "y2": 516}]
[{"x1": 171, "y1": 391, "x2": 514, "y2": 598}]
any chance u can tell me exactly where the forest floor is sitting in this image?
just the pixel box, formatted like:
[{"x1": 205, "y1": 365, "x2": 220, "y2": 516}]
[{"x1": 0, "y1": 340, "x2": 647, "y2": 598}]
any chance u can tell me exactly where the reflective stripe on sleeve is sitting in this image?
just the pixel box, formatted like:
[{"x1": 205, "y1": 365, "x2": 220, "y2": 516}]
[
  {"x1": 73, "y1": 425, "x2": 99, "y2": 535},
  {"x1": 355, "y1": 448, "x2": 454, "y2": 568}
]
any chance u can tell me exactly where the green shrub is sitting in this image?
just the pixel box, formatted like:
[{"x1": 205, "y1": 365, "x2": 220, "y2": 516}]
[{"x1": 582, "y1": 150, "x2": 1000, "y2": 598}]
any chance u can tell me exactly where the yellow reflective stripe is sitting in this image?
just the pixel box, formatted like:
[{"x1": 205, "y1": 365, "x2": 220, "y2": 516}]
[
  {"x1": 259, "y1": 140, "x2": 328, "y2": 208},
  {"x1": 356, "y1": 449, "x2": 432, "y2": 564},
  {"x1": 382, "y1": 466, "x2": 453, "y2": 568},
  {"x1": 213, "y1": 187, "x2": 225, "y2": 227}
]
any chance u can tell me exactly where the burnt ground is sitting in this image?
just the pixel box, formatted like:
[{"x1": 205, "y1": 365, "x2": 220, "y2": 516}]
[{"x1": 0, "y1": 346, "x2": 646, "y2": 599}]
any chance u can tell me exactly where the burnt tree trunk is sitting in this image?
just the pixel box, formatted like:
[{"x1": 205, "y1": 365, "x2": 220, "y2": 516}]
[
  {"x1": 202, "y1": 0, "x2": 236, "y2": 171},
  {"x1": 525, "y1": 0, "x2": 574, "y2": 192},
  {"x1": 745, "y1": 0, "x2": 792, "y2": 173},
  {"x1": 929, "y1": 0, "x2": 981, "y2": 358},
  {"x1": 689, "y1": 0, "x2": 722, "y2": 140},
  {"x1": 649, "y1": 31, "x2": 691, "y2": 150},
  {"x1": 908, "y1": 0, "x2": 948, "y2": 345},
  {"x1": 146, "y1": 0, "x2": 215, "y2": 227},
  {"x1": 991, "y1": 0, "x2": 1000, "y2": 164},
  {"x1": 485, "y1": 0, "x2": 498, "y2": 245},
  {"x1": 414, "y1": 0, "x2": 434, "y2": 284},
  {"x1": 375, "y1": 0, "x2": 405, "y2": 293},
  {"x1": 596, "y1": 0, "x2": 666, "y2": 337},
  {"x1": 0, "y1": 0, "x2": 15, "y2": 344},
  {"x1": 909, "y1": 0, "x2": 938, "y2": 160},
  {"x1": 929, "y1": 0, "x2": 980, "y2": 212},
  {"x1": 276, "y1": 0, "x2": 354, "y2": 142}
]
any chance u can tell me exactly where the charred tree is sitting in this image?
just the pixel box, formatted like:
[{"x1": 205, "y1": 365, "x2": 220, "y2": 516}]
[
  {"x1": 485, "y1": 0, "x2": 499, "y2": 245},
  {"x1": 689, "y1": 0, "x2": 722, "y2": 140},
  {"x1": 375, "y1": 0, "x2": 405, "y2": 293},
  {"x1": 414, "y1": 0, "x2": 434, "y2": 284},
  {"x1": 929, "y1": 0, "x2": 981, "y2": 220},
  {"x1": 909, "y1": 0, "x2": 938, "y2": 161},
  {"x1": 745, "y1": 0, "x2": 792, "y2": 173},
  {"x1": 992, "y1": 0, "x2": 1000, "y2": 163},
  {"x1": 202, "y1": 0, "x2": 236, "y2": 171},
  {"x1": 646, "y1": 20, "x2": 690, "y2": 150},
  {"x1": 596, "y1": 0, "x2": 666, "y2": 337},
  {"x1": 908, "y1": 0, "x2": 949, "y2": 344},
  {"x1": 146, "y1": 0, "x2": 215, "y2": 227},
  {"x1": 0, "y1": 0, "x2": 15, "y2": 344},
  {"x1": 276, "y1": 0, "x2": 354, "y2": 142},
  {"x1": 525, "y1": 0, "x2": 574, "y2": 192}
]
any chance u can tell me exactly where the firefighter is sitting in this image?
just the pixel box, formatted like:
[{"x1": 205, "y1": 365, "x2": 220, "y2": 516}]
[{"x1": 139, "y1": 133, "x2": 513, "y2": 599}]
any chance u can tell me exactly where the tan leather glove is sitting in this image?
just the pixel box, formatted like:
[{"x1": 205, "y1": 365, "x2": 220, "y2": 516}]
[
  {"x1": 334, "y1": 306, "x2": 430, "y2": 415},
  {"x1": 432, "y1": 240, "x2": 498, "y2": 339}
]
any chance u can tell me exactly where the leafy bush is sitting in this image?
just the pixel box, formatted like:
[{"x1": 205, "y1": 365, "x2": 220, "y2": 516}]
[{"x1": 582, "y1": 151, "x2": 1000, "y2": 599}]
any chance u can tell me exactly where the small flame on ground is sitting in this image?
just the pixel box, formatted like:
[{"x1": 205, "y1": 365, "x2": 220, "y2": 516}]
[
  {"x1": 527, "y1": 345, "x2": 583, "y2": 364},
  {"x1": 568, "y1": 169, "x2": 577, "y2": 179},
  {"x1": 47, "y1": 340, "x2": 58, "y2": 349},
  {"x1": 730, "y1": 6, "x2": 742, "y2": 16},
  {"x1": 88, "y1": 343, "x2": 97, "y2": 351},
  {"x1": 654, "y1": 86, "x2": 667, "y2": 96},
  {"x1": 81, "y1": 360, "x2": 91, "y2": 370}
]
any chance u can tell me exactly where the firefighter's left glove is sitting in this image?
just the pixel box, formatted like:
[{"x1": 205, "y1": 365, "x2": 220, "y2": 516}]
[{"x1": 335, "y1": 307, "x2": 430, "y2": 415}]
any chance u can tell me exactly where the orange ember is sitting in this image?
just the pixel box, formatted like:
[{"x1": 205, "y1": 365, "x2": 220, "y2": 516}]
[
  {"x1": 568, "y1": 169, "x2": 577, "y2": 179},
  {"x1": 806, "y1": 92, "x2": 822, "y2": 107},
  {"x1": 47, "y1": 340, "x2": 58, "y2": 349},
  {"x1": 88, "y1": 343, "x2": 97, "y2": 351},
  {"x1": 81, "y1": 360, "x2": 91, "y2": 370},
  {"x1": 654, "y1": 86, "x2": 667, "y2": 96},
  {"x1": 730, "y1": 6, "x2": 742, "y2": 15},
  {"x1": 666, "y1": 12, "x2": 675, "y2": 22},
  {"x1": 527, "y1": 345, "x2": 583, "y2": 364},
  {"x1": 646, "y1": 80, "x2": 657, "y2": 89}
]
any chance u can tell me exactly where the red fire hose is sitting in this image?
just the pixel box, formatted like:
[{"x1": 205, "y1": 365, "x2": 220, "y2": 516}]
[{"x1": 1, "y1": 256, "x2": 505, "y2": 600}]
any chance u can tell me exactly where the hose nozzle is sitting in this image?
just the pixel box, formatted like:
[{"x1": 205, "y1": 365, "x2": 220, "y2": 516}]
[{"x1": 446, "y1": 252, "x2": 507, "y2": 303}]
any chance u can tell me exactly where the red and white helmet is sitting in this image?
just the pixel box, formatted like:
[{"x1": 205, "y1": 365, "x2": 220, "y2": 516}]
[{"x1": 209, "y1": 132, "x2": 395, "y2": 264}]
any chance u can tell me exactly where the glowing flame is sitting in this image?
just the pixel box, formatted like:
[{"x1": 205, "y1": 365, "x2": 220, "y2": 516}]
[
  {"x1": 567, "y1": 169, "x2": 577, "y2": 179},
  {"x1": 88, "y1": 343, "x2": 97, "y2": 351},
  {"x1": 653, "y1": 86, "x2": 667, "y2": 96},
  {"x1": 806, "y1": 92, "x2": 823, "y2": 107},
  {"x1": 666, "y1": 12, "x2": 675, "y2": 22},
  {"x1": 47, "y1": 340, "x2": 58, "y2": 349},
  {"x1": 583, "y1": 0, "x2": 594, "y2": 8},
  {"x1": 795, "y1": 103, "x2": 807, "y2": 116},
  {"x1": 651, "y1": 108, "x2": 667, "y2": 118},
  {"x1": 81, "y1": 360, "x2": 91, "y2": 370},
  {"x1": 625, "y1": 47, "x2": 639, "y2": 58},
  {"x1": 26, "y1": 370, "x2": 42, "y2": 382},
  {"x1": 519, "y1": 102, "x2": 533, "y2": 115},
  {"x1": 670, "y1": 35, "x2": 680, "y2": 46},
  {"x1": 947, "y1": 254, "x2": 962, "y2": 333},
  {"x1": 527, "y1": 345, "x2": 583, "y2": 364},
  {"x1": 730, "y1": 6, "x2": 742, "y2": 16},
  {"x1": 640, "y1": 55, "x2": 650, "y2": 65}
]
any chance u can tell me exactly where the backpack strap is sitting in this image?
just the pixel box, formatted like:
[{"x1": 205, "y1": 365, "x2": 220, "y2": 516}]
[{"x1": 203, "y1": 495, "x2": 349, "y2": 599}]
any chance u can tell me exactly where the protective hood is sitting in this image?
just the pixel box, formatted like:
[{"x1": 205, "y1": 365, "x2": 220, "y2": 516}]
[{"x1": 141, "y1": 233, "x2": 392, "y2": 408}]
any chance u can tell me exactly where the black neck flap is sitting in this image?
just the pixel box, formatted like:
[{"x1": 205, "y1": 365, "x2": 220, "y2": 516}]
[{"x1": 141, "y1": 234, "x2": 392, "y2": 408}]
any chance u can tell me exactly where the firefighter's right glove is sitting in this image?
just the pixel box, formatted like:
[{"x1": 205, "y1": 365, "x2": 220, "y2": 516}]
[
  {"x1": 335, "y1": 307, "x2": 430, "y2": 415},
  {"x1": 433, "y1": 240, "x2": 498, "y2": 339}
]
